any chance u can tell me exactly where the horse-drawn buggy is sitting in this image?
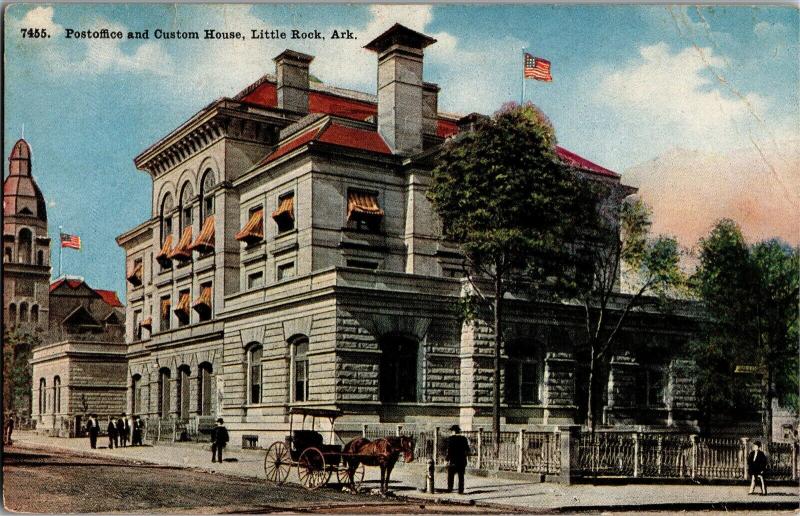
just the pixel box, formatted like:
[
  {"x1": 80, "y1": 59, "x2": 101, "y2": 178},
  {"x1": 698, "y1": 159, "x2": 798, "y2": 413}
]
[{"x1": 263, "y1": 407, "x2": 414, "y2": 492}]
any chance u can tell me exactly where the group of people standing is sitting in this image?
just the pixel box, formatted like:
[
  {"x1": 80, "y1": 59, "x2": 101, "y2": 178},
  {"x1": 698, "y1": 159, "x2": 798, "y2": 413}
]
[{"x1": 84, "y1": 413, "x2": 144, "y2": 449}]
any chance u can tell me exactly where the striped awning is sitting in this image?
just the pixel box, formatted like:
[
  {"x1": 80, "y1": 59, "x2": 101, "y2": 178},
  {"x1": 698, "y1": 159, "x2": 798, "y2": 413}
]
[
  {"x1": 126, "y1": 262, "x2": 143, "y2": 286},
  {"x1": 272, "y1": 195, "x2": 294, "y2": 221},
  {"x1": 192, "y1": 286, "x2": 213, "y2": 313},
  {"x1": 140, "y1": 316, "x2": 152, "y2": 330},
  {"x1": 174, "y1": 291, "x2": 191, "y2": 316},
  {"x1": 156, "y1": 234, "x2": 174, "y2": 266},
  {"x1": 347, "y1": 191, "x2": 384, "y2": 220},
  {"x1": 169, "y1": 227, "x2": 194, "y2": 261},
  {"x1": 189, "y1": 216, "x2": 215, "y2": 253},
  {"x1": 160, "y1": 298, "x2": 171, "y2": 318},
  {"x1": 235, "y1": 208, "x2": 264, "y2": 244}
]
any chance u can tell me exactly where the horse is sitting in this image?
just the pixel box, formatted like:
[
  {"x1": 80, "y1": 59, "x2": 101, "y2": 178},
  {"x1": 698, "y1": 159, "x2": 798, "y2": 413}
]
[{"x1": 341, "y1": 435, "x2": 414, "y2": 493}]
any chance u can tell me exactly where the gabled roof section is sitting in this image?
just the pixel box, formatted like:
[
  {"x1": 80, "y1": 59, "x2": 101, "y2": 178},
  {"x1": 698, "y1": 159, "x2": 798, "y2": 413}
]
[
  {"x1": 62, "y1": 305, "x2": 102, "y2": 328},
  {"x1": 95, "y1": 289, "x2": 123, "y2": 308},
  {"x1": 50, "y1": 277, "x2": 124, "y2": 308},
  {"x1": 555, "y1": 146, "x2": 619, "y2": 178}
]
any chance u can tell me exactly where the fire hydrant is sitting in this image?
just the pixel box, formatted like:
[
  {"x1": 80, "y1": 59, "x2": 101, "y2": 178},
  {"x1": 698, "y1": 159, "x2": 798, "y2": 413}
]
[{"x1": 426, "y1": 458, "x2": 435, "y2": 493}]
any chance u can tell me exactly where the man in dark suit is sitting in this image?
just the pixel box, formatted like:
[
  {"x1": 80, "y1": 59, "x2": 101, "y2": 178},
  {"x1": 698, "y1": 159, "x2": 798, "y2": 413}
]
[
  {"x1": 117, "y1": 414, "x2": 129, "y2": 447},
  {"x1": 444, "y1": 424, "x2": 470, "y2": 494},
  {"x1": 107, "y1": 417, "x2": 118, "y2": 449},
  {"x1": 86, "y1": 414, "x2": 99, "y2": 449},
  {"x1": 747, "y1": 440, "x2": 768, "y2": 495},
  {"x1": 210, "y1": 418, "x2": 229, "y2": 463},
  {"x1": 132, "y1": 416, "x2": 144, "y2": 446}
]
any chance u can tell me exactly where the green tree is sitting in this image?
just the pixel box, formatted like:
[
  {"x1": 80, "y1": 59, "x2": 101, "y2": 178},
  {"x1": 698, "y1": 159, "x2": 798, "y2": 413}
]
[
  {"x1": 428, "y1": 103, "x2": 589, "y2": 448},
  {"x1": 576, "y1": 197, "x2": 685, "y2": 430},
  {"x1": 692, "y1": 220, "x2": 799, "y2": 440},
  {"x1": 3, "y1": 328, "x2": 37, "y2": 417}
]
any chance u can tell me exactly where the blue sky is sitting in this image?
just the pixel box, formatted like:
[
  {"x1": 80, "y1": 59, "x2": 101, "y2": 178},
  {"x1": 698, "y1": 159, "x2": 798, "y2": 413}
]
[{"x1": 4, "y1": 4, "x2": 799, "y2": 301}]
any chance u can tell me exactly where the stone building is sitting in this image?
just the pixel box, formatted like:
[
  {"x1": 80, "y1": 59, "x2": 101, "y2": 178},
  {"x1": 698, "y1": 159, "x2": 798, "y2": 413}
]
[{"x1": 116, "y1": 24, "x2": 700, "y2": 446}]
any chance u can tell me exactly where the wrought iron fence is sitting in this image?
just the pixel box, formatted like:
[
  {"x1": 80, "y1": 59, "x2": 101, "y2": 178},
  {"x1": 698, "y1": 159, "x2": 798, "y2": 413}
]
[
  {"x1": 574, "y1": 431, "x2": 636, "y2": 476},
  {"x1": 523, "y1": 431, "x2": 561, "y2": 474},
  {"x1": 638, "y1": 433, "x2": 692, "y2": 478},
  {"x1": 694, "y1": 437, "x2": 743, "y2": 479}
]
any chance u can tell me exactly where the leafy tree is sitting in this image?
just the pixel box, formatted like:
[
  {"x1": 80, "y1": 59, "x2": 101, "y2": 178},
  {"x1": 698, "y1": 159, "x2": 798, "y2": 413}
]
[
  {"x1": 693, "y1": 220, "x2": 799, "y2": 439},
  {"x1": 576, "y1": 196, "x2": 686, "y2": 430},
  {"x1": 3, "y1": 328, "x2": 37, "y2": 418},
  {"x1": 428, "y1": 102, "x2": 589, "y2": 448}
]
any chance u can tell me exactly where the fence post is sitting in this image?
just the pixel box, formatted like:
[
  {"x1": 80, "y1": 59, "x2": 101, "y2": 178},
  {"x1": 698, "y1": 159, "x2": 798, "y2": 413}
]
[
  {"x1": 396, "y1": 424, "x2": 402, "y2": 437},
  {"x1": 690, "y1": 434, "x2": 698, "y2": 479},
  {"x1": 517, "y1": 429, "x2": 525, "y2": 473},
  {"x1": 157, "y1": 418, "x2": 161, "y2": 442},
  {"x1": 793, "y1": 442, "x2": 798, "y2": 481},
  {"x1": 477, "y1": 428, "x2": 483, "y2": 470},
  {"x1": 433, "y1": 427, "x2": 439, "y2": 466},
  {"x1": 558, "y1": 425, "x2": 575, "y2": 485},
  {"x1": 362, "y1": 424, "x2": 367, "y2": 438},
  {"x1": 633, "y1": 433, "x2": 640, "y2": 478},
  {"x1": 740, "y1": 437, "x2": 750, "y2": 480}
]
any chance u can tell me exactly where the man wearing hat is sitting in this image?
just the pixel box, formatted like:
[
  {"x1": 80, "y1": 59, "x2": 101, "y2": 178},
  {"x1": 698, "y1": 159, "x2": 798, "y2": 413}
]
[
  {"x1": 210, "y1": 418, "x2": 229, "y2": 463},
  {"x1": 747, "y1": 440, "x2": 768, "y2": 495},
  {"x1": 444, "y1": 424, "x2": 470, "y2": 494}
]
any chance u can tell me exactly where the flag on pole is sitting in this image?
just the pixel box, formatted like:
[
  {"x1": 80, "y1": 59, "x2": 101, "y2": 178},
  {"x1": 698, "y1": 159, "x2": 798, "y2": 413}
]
[
  {"x1": 60, "y1": 232, "x2": 81, "y2": 250},
  {"x1": 524, "y1": 53, "x2": 552, "y2": 82}
]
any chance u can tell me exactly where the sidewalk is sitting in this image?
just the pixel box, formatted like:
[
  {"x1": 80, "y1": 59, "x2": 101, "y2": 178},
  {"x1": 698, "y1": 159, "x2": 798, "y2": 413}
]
[{"x1": 8, "y1": 431, "x2": 799, "y2": 513}]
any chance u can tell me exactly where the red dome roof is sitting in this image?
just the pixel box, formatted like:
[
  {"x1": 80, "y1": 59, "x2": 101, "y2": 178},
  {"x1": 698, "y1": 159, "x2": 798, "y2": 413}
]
[{"x1": 4, "y1": 138, "x2": 47, "y2": 221}]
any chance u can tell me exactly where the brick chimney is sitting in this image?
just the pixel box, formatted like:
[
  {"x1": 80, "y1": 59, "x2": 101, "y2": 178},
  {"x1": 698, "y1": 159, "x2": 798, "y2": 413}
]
[
  {"x1": 273, "y1": 50, "x2": 314, "y2": 114},
  {"x1": 365, "y1": 24, "x2": 436, "y2": 156}
]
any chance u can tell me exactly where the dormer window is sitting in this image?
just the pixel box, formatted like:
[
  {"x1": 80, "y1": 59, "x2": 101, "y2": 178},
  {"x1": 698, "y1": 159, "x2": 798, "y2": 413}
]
[{"x1": 347, "y1": 190, "x2": 383, "y2": 232}]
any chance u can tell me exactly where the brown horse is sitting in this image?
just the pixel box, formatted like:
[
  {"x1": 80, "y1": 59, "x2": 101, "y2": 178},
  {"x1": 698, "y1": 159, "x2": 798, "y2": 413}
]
[{"x1": 342, "y1": 436, "x2": 414, "y2": 493}]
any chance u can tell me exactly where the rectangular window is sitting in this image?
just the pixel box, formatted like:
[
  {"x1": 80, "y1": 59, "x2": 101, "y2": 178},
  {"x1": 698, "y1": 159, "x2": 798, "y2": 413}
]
[
  {"x1": 637, "y1": 368, "x2": 666, "y2": 408},
  {"x1": 182, "y1": 206, "x2": 193, "y2": 232},
  {"x1": 347, "y1": 189, "x2": 383, "y2": 232},
  {"x1": 277, "y1": 262, "x2": 295, "y2": 281},
  {"x1": 346, "y1": 259, "x2": 379, "y2": 270},
  {"x1": 273, "y1": 192, "x2": 295, "y2": 233},
  {"x1": 249, "y1": 347, "x2": 263, "y2": 404},
  {"x1": 133, "y1": 310, "x2": 142, "y2": 341},
  {"x1": 160, "y1": 296, "x2": 171, "y2": 331},
  {"x1": 520, "y1": 363, "x2": 539, "y2": 404},
  {"x1": 293, "y1": 340, "x2": 309, "y2": 402},
  {"x1": 247, "y1": 271, "x2": 264, "y2": 289},
  {"x1": 175, "y1": 290, "x2": 191, "y2": 327}
]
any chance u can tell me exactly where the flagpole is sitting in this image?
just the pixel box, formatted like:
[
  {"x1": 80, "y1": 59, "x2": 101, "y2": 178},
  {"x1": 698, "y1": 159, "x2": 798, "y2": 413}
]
[
  {"x1": 521, "y1": 48, "x2": 526, "y2": 104},
  {"x1": 58, "y1": 225, "x2": 63, "y2": 278}
]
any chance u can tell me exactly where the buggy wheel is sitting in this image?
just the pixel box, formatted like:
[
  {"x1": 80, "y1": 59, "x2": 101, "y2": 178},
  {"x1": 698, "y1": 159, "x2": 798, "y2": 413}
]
[
  {"x1": 336, "y1": 463, "x2": 365, "y2": 490},
  {"x1": 264, "y1": 441, "x2": 291, "y2": 485},
  {"x1": 298, "y1": 447, "x2": 327, "y2": 490}
]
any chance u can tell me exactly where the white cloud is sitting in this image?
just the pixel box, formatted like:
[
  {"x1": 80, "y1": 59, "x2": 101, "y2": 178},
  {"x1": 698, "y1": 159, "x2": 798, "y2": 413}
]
[{"x1": 8, "y1": 7, "x2": 172, "y2": 76}]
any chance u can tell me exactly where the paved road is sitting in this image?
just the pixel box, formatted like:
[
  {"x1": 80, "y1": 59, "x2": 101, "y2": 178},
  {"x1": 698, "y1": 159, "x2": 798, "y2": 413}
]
[{"x1": 2, "y1": 447, "x2": 512, "y2": 514}]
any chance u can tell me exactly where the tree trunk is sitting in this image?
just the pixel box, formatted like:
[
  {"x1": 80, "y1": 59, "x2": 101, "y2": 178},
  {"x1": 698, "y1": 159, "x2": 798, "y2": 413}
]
[
  {"x1": 493, "y1": 273, "x2": 503, "y2": 455},
  {"x1": 587, "y1": 345, "x2": 596, "y2": 432},
  {"x1": 763, "y1": 368, "x2": 773, "y2": 444}
]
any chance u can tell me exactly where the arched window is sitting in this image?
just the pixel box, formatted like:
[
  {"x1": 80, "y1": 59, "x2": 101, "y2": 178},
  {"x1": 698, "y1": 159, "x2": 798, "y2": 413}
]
[
  {"x1": 291, "y1": 337, "x2": 309, "y2": 402},
  {"x1": 31, "y1": 305, "x2": 39, "y2": 325},
  {"x1": 39, "y1": 378, "x2": 46, "y2": 414},
  {"x1": 504, "y1": 340, "x2": 542, "y2": 405},
  {"x1": 53, "y1": 376, "x2": 61, "y2": 414},
  {"x1": 19, "y1": 302, "x2": 28, "y2": 323},
  {"x1": 247, "y1": 344, "x2": 263, "y2": 404},
  {"x1": 180, "y1": 183, "x2": 194, "y2": 233},
  {"x1": 37, "y1": 250, "x2": 44, "y2": 265},
  {"x1": 177, "y1": 365, "x2": 191, "y2": 420},
  {"x1": 161, "y1": 193, "x2": 174, "y2": 245},
  {"x1": 8, "y1": 303, "x2": 17, "y2": 325},
  {"x1": 197, "y1": 362, "x2": 213, "y2": 416},
  {"x1": 131, "y1": 374, "x2": 142, "y2": 415},
  {"x1": 158, "y1": 368, "x2": 171, "y2": 418},
  {"x1": 200, "y1": 170, "x2": 215, "y2": 222},
  {"x1": 4, "y1": 247, "x2": 12, "y2": 262},
  {"x1": 380, "y1": 336, "x2": 418, "y2": 403},
  {"x1": 18, "y1": 228, "x2": 32, "y2": 263}
]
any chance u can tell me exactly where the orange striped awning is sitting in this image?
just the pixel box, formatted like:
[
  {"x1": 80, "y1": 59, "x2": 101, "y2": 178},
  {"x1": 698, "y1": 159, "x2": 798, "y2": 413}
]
[
  {"x1": 169, "y1": 227, "x2": 194, "y2": 261},
  {"x1": 140, "y1": 316, "x2": 152, "y2": 330},
  {"x1": 174, "y1": 291, "x2": 191, "y2": 316},
  {"x1": 126, "y1": 262, "x2": 143, "y2": 286},
  {"x1": 272, "y1": 195, "x2": 294, "y2": 221},
  {"x1": 192, "y1": 286, "x2": 212, "y2": 313},
  {"x1": 189, "y1": 216, "x2": 215, "y2": 253},
  {"x1": 156, "y1": 234, "x2": 174, "y2": 266},
  {"x1": 235, "y1": 208, "x2": 264, "y2": 244},
  {"x1": 347, "y1": 191, "x2": 384, "y2": 220},
  {"x1": 160, "y1": 298, "x2": 171, "y2": 318}
]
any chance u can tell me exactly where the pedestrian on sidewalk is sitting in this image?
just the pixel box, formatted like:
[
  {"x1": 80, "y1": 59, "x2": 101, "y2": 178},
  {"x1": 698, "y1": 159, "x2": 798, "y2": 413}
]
[
  {"x1": 747, "y1": 440, "x2": 768, "y2": 495},
  {"x1": 87, "y1": 414, "x2": 100, "y2": 449},
  {"x1": 117, "y1": 414, "x2": 129, "y2": 447},
  {"x1": 210, "y1": 418, "x2": 229, "y2": 463},
  {"x1": 107, "y1": 417, "x2": 118, "y2": 449},
  {"x1": 4, "y1": 411, "x2": 15, "y2": 445},
  {"x1": 444, "y1": 424, "x2": 470, "y2": 494},
  {"x1": 132, "y1": 416, "x2": 144, "y2": 446}
]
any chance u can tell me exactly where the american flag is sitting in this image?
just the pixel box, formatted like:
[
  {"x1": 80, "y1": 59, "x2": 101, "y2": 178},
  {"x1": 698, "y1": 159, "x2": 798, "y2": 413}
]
[
  {"x1": 524, "y1": 53, "x2": 552, "y2": 82},
  {"x1": 60, "y1": 233, "x2": 81, "y2": 250}
]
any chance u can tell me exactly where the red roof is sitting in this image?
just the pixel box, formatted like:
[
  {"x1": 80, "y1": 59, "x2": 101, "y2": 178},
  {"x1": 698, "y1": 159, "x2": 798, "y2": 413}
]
[
  {"x1": 95, "y1": 289, "x2": 123, "y2": 307},
  {"x1": 437, "y1": 119, "x2": 459, "y2": 139},
  {"x1": 555, "y1": 146, "x2": 619, "y2": 178},
  {"x1": 260, "y1": 122, "x2": 391, "y2": 166},
  {"x1": 240, "y1": 81, "x2": 378, "y2": 122},
  {"x1": 50, "y1": 278, "x2": 123, "y2": 307}
]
